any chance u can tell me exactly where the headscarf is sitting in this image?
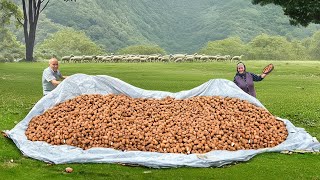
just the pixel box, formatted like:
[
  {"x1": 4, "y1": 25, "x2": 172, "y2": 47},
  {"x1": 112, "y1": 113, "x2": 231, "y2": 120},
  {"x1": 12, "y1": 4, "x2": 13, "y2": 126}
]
[{"x1": 236, "y1": 62, "x2": 246, "y2": 77}]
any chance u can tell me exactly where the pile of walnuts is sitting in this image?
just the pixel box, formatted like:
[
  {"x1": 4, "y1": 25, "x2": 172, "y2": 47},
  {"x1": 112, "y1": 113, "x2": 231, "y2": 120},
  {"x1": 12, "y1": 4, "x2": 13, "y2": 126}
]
[{"x1": 25, "y1": 94, "x2": 288, "y2": 154}]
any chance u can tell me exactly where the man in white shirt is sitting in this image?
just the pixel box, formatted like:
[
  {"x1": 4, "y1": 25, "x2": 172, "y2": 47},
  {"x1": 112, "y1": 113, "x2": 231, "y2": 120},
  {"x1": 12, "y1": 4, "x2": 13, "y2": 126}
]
[{"x1": 42, "y1": 58, "x2": 68, "y2": 95}]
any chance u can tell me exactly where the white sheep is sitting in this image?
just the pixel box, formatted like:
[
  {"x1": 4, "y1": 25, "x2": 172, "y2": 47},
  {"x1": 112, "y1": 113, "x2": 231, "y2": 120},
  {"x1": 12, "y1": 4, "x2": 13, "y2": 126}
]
[
  {"x1": 193, "y1": 53, "x2": 202, "y2": 61},
  {"x1": 174, "y1": 57, "x2": 184, "y2": 63},
  {"x1": 70, "y1": 56, "x2": 84, "y2": 63},
  {"x1": 101, "y1": 55, "x2": 112, "y2": 63},
  {"x1": 231, "y1": 55, "x2": 244, "y2": 61},
  {"x1": 217, "y1": 55, "x2": 231, "y2": 61},
  {"x1": 61, "y1": 55, "x2": 74, "y2": 63},
  {"x1": 111, "y1": 55, "x2": 123, "y2": 62},
  {"x1": 208, "y1": 55, "x2": 218, "y2": 61},
  {"x1": 147, "y1": 54, "x2": 161, "y2": 62},
  {"x1": 185, "y1": 55, "x2": 195, "y2": 62},
  {"x1": 95, "y1": 55, "x2": 105, "y2": 63},
  {"x1": 199, "y1": 55, "x2": 209, "y2": 62},
  {"x1": 172, "y1": 54, "x2": 186, "y2": 61},
  {"x1": 82, "y1": 55, "x2": 96, "y2": 63},
  {"x1": 159, "y1": 55, "x2": 171, "y2": 62}
]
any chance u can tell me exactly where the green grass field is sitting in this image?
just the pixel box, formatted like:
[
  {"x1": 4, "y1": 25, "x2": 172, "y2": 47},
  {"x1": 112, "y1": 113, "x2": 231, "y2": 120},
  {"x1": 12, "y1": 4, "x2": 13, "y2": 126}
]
[{"x1": 0, "y1": 61, "x2": 319, "y2": 179}]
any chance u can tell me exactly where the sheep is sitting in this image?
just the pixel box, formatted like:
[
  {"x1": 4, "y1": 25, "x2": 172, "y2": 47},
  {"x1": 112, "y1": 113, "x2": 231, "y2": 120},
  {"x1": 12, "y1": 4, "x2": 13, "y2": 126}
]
[
  {"x1": 185, "y1": 55, "x2": 195, "y2": 62},
  {"x1": 172, "y1": 54, "x2": 186, "y2": 61},
  {"x1": 174, "y1": 57, "x2": 184, "y2": 63},
  {"x1": 193, "y1": 53, "x2": 202, "y2": 61},
  {"x1": 208, "y1": 55, "x2": 218, "y2": 61},
  {"x1": 95, "y1": 55, "x2": 105, "y2": 63},
  {"x1": 139, "y1": 57, "x2": 147, "y2": 63},
  {"x1": 199, "y1": 55, "x2": 209, "y2": 62},
  {"x1": 101, "y1": 56, "x2": 112, "y2": 63},
  {"x1": 61, "y1": 55, "x2": 74, "y2": 63},
  {"x1": 82, "y1": 55, "x2": 96, "y2": 63},
  {"x1": 131, "y1": 55, "x2": 141, "y2": 63},
  {"x1": 70, "y1": 56, "x2": 84, "y2": 63},
  {"x1": 66, "y1": 54, "x2": 246, "y2": 63},
  {"x1": 217, "y1": 55, "x2": 231, "y2": 61},
  {"x1": 122, "y1": 55, "x2": 130, "y2": 63},
  {"x1": 147, "y1": 54, "x2": 161, "y2": 62},
  {"x1": 123, "y1": 54, "x2": 136, "y2": 63},
  {"x1": 159, "y1": 55, "x2": 171, "y2": 62},
  {"x1": 111, "y1": 55, "x2": 123, "y2": 62},
  {"x1": 231, "y1": 55, "x2": 244, "y2": 61}
]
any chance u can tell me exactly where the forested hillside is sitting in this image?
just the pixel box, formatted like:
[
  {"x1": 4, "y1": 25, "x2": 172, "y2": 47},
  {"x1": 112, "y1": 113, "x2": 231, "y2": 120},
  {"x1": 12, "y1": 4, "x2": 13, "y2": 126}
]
[{"x1": 13, "y1": 0, "x2": 320, "y2": 54}]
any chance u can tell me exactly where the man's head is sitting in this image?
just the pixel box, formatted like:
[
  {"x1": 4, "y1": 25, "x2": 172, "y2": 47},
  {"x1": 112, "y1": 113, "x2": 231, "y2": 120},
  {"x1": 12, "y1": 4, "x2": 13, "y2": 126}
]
[
  {"x1": 237, "y1": 62, "x2": 246, "y2": 74},
  {"x1": 49, "y1": 58, "x2": 59, "y2": 72}
]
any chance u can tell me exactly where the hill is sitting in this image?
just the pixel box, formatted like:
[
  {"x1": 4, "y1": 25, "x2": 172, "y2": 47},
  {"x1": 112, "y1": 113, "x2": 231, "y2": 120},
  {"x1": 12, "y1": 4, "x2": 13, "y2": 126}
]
[{"x1": 13, "y1": 0, "x2": 320, "y2": 53}]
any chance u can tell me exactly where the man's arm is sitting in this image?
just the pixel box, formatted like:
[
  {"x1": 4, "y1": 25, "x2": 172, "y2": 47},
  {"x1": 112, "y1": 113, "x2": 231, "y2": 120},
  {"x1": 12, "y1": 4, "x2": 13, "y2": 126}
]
[
  {"x1": 50, "y1": 79, "x2": 61, "y2": 87},
  {"x1": 53, "y1": 73, "x2": 67, "y2": 86},
  {"x1": 51, "y1": 74, "x2": 68, "y2": 86}
]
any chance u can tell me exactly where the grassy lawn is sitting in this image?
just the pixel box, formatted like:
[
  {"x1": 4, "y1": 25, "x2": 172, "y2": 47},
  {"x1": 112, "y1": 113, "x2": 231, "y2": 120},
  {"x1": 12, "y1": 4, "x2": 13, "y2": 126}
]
[{"x1": 0, "y1": 61, "x2": 319, "y2": 179}]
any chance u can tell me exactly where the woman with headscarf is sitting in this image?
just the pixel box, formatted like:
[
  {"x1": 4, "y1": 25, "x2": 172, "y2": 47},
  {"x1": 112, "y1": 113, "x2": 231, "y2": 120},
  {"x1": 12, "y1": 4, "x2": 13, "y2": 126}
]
[{"x1": 233, "y1": 62, "x2": 269, "y2": 97}]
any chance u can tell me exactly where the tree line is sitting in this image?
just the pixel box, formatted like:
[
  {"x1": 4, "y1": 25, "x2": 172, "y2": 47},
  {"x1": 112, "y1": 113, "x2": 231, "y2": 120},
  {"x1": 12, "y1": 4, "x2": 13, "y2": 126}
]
[{"x1": 1, "y1": 27, "x2": 320, "y2": 62}]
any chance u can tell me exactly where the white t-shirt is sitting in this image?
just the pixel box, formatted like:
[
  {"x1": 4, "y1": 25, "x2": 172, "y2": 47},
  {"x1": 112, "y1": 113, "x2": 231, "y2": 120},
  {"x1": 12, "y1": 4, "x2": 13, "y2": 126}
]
[{"x1": 42, "y1": 67, "x2": 63, "y2": 95}]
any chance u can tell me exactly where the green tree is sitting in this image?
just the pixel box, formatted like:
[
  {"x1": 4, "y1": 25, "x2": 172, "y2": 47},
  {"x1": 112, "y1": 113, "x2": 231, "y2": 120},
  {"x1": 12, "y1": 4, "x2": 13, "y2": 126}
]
[
  {"x1": 248, "y1": 34, "x2": 297, "y2": 60},
  {"x1": 0, "y1": 27, "x2": 25, "y2": 62},
  {"x1": 307, "y1": 31, "x2": 320, "y2": 60},
  {"x1": 198, "y1": 37, "x2": 247, "y2": 56},
  {"x1": 290, "y1": 40, "x2": 309, "y2": 60},
  {"x1": 252, "y1": 0, "x2": 320, "y2": 26},
  {"x1": 35, "y1": 28, "x2": 104, "y2": 59},
  {"x1": 0, "y1": 0, "x2": 24, "y2": 62},
  {"x1": 117, "y1": 45, "x2": 166, "y2": 55},
  {"x1": 0, "y1": 0, "x2": 22, "y2": 27}
]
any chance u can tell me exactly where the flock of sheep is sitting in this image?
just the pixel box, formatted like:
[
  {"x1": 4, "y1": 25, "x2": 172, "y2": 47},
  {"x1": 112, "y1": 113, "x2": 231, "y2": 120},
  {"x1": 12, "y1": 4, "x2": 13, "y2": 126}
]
[{"x1": 61, "y1": 54, "x2": 244, "y2": 63}]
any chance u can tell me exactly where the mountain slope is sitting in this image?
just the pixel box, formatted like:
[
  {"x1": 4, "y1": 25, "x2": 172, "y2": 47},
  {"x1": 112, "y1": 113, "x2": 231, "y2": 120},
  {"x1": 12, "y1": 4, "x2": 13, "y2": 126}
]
[{"x1": 35, "y1": 0, "x2": 320, "y2": 53}]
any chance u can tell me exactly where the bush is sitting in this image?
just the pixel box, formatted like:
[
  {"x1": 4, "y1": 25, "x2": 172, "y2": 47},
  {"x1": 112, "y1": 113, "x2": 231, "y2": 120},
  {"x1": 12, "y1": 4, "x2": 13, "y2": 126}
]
[{"x1": 35, "y1": 28, "x2": 105, "y2": 60}]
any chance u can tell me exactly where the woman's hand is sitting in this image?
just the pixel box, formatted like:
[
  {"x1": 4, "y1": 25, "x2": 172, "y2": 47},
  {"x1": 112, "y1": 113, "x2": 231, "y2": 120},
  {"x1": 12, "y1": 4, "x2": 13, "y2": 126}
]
[
  {"x1": 262, "y1": 64, "x2": 274, "y2": 75},
  {"x1": 261, "y1": 73, "x2": 267, "y2": 78}
]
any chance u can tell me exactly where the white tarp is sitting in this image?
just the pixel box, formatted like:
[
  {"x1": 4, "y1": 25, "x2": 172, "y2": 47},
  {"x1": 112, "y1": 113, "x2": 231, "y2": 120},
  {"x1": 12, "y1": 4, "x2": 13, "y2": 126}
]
[{"x1": 5, "y1": 74, "x2": 320, "y2": 168}]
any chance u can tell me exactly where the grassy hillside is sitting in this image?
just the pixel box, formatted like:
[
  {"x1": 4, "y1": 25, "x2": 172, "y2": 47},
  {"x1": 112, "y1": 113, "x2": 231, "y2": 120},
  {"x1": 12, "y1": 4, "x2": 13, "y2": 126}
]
[{"x1": 12, "y1": 0, "x2": 320, "y2": 54}]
